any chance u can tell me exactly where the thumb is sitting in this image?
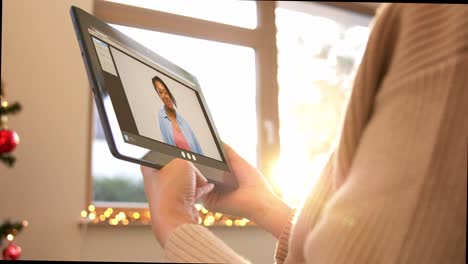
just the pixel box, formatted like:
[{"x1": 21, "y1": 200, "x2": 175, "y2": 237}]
[{"x1": 195, "y1": 183, "x2": 215, "y2": 200}]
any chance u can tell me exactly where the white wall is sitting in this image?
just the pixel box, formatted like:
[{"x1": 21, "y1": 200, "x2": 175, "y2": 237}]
[{"x1": 0, "y1": 0, "x2": 276, "y2": 262}]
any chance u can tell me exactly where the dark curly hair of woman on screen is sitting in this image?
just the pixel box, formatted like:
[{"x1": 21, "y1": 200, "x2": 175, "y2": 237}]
[{"x1": 152, "y1": 76, "x2": 203, "y2": 155}]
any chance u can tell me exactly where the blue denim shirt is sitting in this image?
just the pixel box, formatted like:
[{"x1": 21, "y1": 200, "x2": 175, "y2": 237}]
[{"x1": 158, "y1": 107, "x2": 203, "y2": 155}]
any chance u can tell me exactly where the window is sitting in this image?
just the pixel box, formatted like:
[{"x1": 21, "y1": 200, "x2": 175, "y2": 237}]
[
  {"x1": 106, "y1": 0, "x2": 257, "y2": 29},
  {"x1": 91, "y1": 28, "x2": 257, "y2": 204},
  {"x1": 272, "y1": 2, "x2": 373, "y2": 207},
  {"x1": 84, "y1": 0, "x2": 376, "y2": 226}
]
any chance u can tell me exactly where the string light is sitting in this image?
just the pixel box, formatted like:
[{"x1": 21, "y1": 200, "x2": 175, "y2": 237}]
[
  {"x1": 81, "y1": 211, "x2": 88, "y2": 218},
  {"x1": 79, "y1": 204, "x2": 254, "y2": 227},
  {"x1": 118, "y1": 212, "x2": 126, "y2": 219},
  {"x1": 1, "y1": 101, "x2": 8, "y2": 107},
  {"x1": 104, "y1": 211, "x2": 111, "y2": 218},
  {"x1": 88, "y1": 213, "x2": 96, "y2": 220},
  {"x1": 115, "y1": 212, "x2": 124, "y2": 221},
  {"x1": 132, "y1": 212, "x2": 140, "y2": 220},
  {"x1": 203, "y1": 215, "x2": 215, "y2": 226},
  {"x1": 214, "y1": 212, "x2": 223, "y2": 219},
  {"x1": 6, "y1": 234, "x2": 14, "y2": 241},
  {"x1": 239, "y1": 219, "x2": 246, "y2": 227}
]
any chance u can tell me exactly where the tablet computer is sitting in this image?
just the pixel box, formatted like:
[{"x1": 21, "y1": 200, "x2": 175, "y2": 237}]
[{"x1": 70, "y1": 6, "x2": 238, "y2": 191}]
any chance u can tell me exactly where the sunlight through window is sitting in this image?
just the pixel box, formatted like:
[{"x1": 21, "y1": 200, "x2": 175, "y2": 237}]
[{"x1": 274, "y1": 4, "x2": 373, "y2": 207}]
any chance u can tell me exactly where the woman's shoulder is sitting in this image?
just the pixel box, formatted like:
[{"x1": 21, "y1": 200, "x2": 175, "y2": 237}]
[
  {"x1": 175, "y1": 112, "x2": 188, "y2": 123},
  {"x1": 158, "y1": 107, "x2": 167, "y2": 118}
]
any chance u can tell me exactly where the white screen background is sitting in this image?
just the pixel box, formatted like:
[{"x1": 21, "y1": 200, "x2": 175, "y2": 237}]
[{"x1": 110, "y1": 47, "x2": 222, "y2": 161}]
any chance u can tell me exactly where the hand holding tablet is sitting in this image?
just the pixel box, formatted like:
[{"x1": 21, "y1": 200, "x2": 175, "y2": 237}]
[
  {"x1": 140, "y1": 143, "x2": 292, "y2": 246},
  {"x1": 141, "y1": 158, "x2": 214, "y2": 246}
]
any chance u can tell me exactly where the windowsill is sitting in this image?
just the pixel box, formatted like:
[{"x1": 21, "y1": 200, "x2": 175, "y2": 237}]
[
  {"x1": 78, "y1": 218, "x2": 152, "y2": 227},
  {"x1": 79, "y1": 202, "x2": 256, "y2": 228},
  {"x1": 78, "y1": 218, "x2": 257, "y2": 228}
]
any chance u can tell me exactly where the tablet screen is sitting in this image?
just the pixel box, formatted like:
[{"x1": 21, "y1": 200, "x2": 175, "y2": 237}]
[{"x1": 90, "y1": 33, "x2": 223, "y2": 163}]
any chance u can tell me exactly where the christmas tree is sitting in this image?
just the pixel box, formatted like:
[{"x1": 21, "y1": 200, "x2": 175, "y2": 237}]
[
  {"x1": 0, "y1": 220, "x2": 27, "y2": 260},
  {"x1": 1, "y1": 80, "x2": 27, "y2": 260},
  {"x1": 0, "y1": 80, "x2": 21, "y2": 166}
]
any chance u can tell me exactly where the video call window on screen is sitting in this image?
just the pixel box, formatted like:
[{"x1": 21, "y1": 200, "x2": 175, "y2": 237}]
[{"x1": 91, "y1": 35, "x2": 223, "y2": 162}]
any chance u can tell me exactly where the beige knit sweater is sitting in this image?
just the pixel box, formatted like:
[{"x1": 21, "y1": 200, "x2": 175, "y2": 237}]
[{"x1": 164, "y1": 4, "x2": 468, "y2": 263}]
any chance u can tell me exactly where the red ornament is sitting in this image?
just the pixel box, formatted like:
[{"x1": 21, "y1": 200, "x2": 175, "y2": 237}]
[
  {"x1": 2, "y1": 243, "x2": 22, "y2": 260},
  {"x1": 0, "y1": 129, "x2": 20, "y2": 153}
]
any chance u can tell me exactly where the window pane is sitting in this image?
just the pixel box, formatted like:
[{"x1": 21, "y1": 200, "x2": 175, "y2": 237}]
[
  {"x1": 92, "y1": 102, "x2": 147, "y2": 203},
  {"x1": 274, "y1": 3, "x2": 373, "y2": 207},
  {"x1": 92, "y1": 26, "x2": 256, "y2": 203},
  {"x1": 105, "y1": 0, "x2": 257, "y2": 29}
]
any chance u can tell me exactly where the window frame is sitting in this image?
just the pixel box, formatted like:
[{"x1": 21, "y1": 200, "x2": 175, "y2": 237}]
[{"x1": 83, "y1": 0, "x2": 377, "y2": 226}]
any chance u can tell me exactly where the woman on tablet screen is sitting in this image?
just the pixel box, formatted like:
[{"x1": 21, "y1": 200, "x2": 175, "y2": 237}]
[{"x1": 152, "y1": 76, "x2": 203, "y2": 155}]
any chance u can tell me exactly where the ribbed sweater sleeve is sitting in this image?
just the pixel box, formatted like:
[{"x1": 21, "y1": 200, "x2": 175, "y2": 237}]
[
  {"x1": 165, "y1": 224, "x2": 250, "y2": 263},
  {"x1": 273, "y1": 208, "x2": 296, "y2": 263},
  {"x1": 298, "y1": 4, "x2": 468, "y2": 264},
  {"x1": 302, "y1": 57, "x2": 468, "y2": 264}
]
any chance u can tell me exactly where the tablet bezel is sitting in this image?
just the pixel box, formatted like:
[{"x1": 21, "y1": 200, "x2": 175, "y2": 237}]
[{"x1": 70, "y1": 5, "x2": 238, "y2": 191}]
